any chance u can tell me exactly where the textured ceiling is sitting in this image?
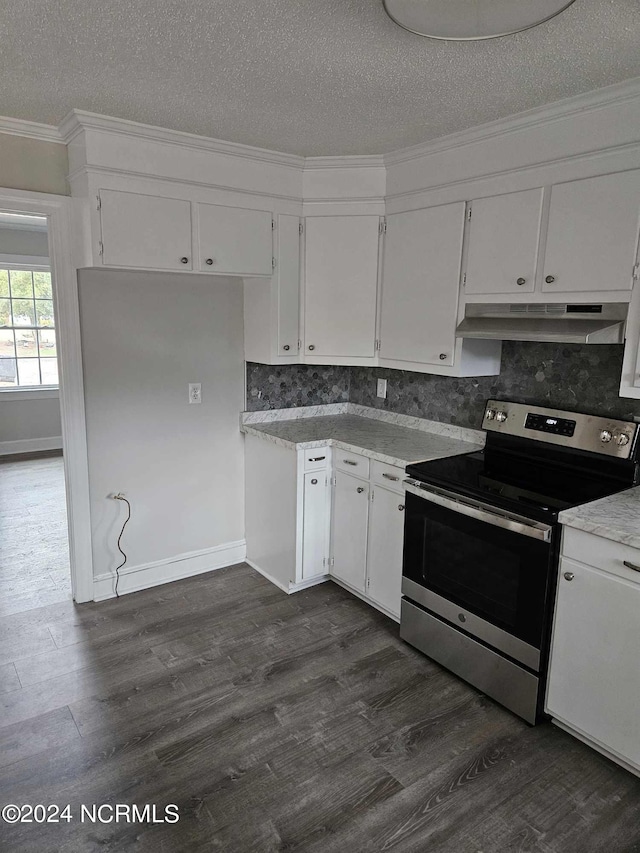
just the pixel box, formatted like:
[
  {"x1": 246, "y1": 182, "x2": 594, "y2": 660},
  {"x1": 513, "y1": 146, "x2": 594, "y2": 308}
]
[{"x1": 0, "y1": 0, "x2": 639, "y2": 156}]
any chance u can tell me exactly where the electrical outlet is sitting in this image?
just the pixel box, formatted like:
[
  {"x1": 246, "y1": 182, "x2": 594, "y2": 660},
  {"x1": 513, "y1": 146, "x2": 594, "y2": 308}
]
[
  {"x1": 377, "y1": 378, "x2": 387, "y2": 399},
  {"x1": 189, "y1": 383, "x2": 202, "y2": 404}
]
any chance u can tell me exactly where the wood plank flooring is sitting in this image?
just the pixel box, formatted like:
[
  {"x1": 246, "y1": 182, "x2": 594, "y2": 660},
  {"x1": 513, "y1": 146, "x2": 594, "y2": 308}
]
[
  {"x1": 1, "y1": 563, "x2": 639, "y2": 852},
  {"x1": 0, "y1": 454, "x2": 71, "y2": 617}
]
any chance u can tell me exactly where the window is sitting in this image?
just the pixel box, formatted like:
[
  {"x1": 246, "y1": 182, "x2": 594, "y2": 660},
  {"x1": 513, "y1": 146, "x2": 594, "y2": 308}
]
[{"x1": 0, "y1": 267, "x2": 58, "y2": 388}]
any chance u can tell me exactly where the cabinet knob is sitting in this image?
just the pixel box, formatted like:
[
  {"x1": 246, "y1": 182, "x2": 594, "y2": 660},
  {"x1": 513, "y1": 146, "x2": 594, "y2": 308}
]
[
  {"x1": 356, "y1": 486, "x2": 365, "y2": 494},
  {"x1": 516, "y1": 277, "x2": 526, "y2": 286},
  {"x1": 311, "y1": 478, "x2": 318, "y2": 485},
  {"x1": 283, "y1": 345, "x2": 290, "y2": 351},
  {"x1": 563, "y1": 571, "x2": 574, "y2": 582},
  {"x1": 439, "y1": 353, "x2": 447, "y2": 361},
  {"x1": 545, "y1": 275, "x2": 555, "y2": 284},
  {"x1": 180, "y1": 257, "x2": 189, "y2": 264},
  {"x1": 398, "y1": 504, "x2": 405, "y2": 511},
  {"x1": 205, "y1": 258, "x2": 214, "y2": 266},
  {"x1": 308, "y1": 344, "x2": 315, "y2": 351}
]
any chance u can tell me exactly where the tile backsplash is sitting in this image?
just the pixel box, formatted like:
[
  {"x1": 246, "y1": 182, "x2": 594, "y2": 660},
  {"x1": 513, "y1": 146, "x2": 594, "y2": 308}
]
[{"x1": 247, "y1": 342, "x2": 640, "y2": 428}]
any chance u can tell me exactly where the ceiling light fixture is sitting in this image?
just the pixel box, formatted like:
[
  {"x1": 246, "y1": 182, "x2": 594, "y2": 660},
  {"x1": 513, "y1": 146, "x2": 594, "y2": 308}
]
[{"x1": 382, "y1": 0, "x2": 577, "y2": 41}]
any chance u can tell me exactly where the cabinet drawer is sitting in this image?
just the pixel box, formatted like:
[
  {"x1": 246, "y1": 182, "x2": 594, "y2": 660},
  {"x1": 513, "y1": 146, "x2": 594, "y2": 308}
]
[
  {"x1": 371, "y1": 460, "x2": 405, "y2": 494},
  {"x1": 335, "y1": 452, "x2": 370, "y2": 479},
  {"x1": 562, "y1": 527, "x2": 640, "y2": 583},
  {"x1": 303, "y1": 448, "x2": 329, "y2": 471}
]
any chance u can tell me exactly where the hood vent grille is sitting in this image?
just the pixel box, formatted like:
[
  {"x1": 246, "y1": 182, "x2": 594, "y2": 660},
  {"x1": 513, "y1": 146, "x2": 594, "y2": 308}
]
[{"x1": 456, "y1": 303, "x2": 627, "y2": 344}]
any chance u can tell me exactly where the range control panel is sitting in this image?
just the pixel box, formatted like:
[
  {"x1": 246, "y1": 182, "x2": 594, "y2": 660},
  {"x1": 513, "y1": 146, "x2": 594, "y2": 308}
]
[
  {"x1": 524, "y1": 413, "x2": 576, "y2": 437},
  {"x1": 483, "y1": 399, "x2": 638, "y2": 459}
]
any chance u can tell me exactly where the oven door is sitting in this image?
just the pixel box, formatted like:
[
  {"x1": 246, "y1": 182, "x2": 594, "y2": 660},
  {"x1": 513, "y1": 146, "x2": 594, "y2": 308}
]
[{"x1": 402, "y1": 482, "x2": 555, "y2": 671}]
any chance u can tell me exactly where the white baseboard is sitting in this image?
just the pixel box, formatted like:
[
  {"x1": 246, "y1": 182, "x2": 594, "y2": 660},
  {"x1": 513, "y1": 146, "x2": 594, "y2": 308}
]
[
  {"x1": 0, "y1": 436, "x2": 63, "y2": 456},
  {"x1": 93, "y1": 539, "x2": 246, "y2": 601},
  {"x1": 245, "y1": 559, "x2": 329, "y2": 594}
]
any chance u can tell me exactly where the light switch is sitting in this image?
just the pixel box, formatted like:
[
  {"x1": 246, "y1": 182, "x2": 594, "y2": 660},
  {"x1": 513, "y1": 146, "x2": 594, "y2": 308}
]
[
  {"x1": 377, "y1": 378, "x2": 387, "y2": 399},
  {"x1": 189, "y1": 383, "x2": 202, "y2": 404}
]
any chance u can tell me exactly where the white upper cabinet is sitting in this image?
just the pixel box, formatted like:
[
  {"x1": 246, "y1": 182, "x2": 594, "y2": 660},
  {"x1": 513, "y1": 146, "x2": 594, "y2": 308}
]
[
  {"x1": 99, "y1": 190, "x2": 192, "y2": 271},
  {"x1": 464, "y1": 189, "x2": 543, "y2": 295},
  {"x1": 244, "y1": 214, "x2": 301, "y2": 364},
  {"x1": 542, "y1": 170, "x2": 640, "y2": 293},
  {"x1": 303, "y1": 215, "x2": 380, "y2": 360},
  {"x1": 379, "y1": 202, "x2": 466, "y2": 367},
  {"x1": 196, "y1": 203, "x2": 273, "y2": 276}
]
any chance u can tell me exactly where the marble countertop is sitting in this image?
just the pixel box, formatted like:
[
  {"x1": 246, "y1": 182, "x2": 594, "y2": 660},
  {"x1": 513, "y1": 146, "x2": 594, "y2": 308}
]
[
  {"x1": 559, "y1": 486, "x2": 640, "y2": 549},
  {"x1": 241, "y1": 412, "x2": 483, "y2": 467}
]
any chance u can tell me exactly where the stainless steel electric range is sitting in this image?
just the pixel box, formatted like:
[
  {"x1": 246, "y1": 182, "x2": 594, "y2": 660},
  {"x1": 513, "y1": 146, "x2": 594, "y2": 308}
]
[{"x1": 400, "y1": 399, "x2": 640, "y2": 725}]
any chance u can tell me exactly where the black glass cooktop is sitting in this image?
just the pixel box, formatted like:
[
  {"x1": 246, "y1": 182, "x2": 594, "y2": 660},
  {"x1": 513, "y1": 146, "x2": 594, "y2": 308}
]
[{"x1": 406, "y1": 443, "x2": 638, "y2": 523}]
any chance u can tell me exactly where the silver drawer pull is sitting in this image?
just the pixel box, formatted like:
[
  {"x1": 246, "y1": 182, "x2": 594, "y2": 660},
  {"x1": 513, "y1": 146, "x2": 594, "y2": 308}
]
[
  {"x1": 382, "y1": 473, "x2": 399, "y2": 481},
  {"x1": 343, "y1": 459, "x2": 358, "y2": 466},
  {"x1": 623, "y1": 560, "x2": 640, "y2": 573},
  {"x1": 398, "y1": 504, "x2": 405, "y2": 512},
  {"x1": 356, "y1": 486, "x2": 366, "y2": 494},
  {"x1": 309, "y1": 456, "x2": 325, "y2": 462}
]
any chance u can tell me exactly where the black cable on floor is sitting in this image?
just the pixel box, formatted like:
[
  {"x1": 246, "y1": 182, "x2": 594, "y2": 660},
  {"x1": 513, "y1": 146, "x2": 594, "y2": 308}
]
[{"x1": 114, "y1": 494, "x2": 131, "y2": 598}]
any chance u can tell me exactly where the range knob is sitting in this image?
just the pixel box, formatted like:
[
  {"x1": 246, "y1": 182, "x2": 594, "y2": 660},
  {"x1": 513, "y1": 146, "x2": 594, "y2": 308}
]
[
  {"x1": 614, "y1": 432, "x2": 630, "y2": 447},
  {"x1": 485, "y1": 408, "x2": 497, "y2": 421},
  {"x1": 600, "y1": 430, "x2": 613, "y2": 443},
  {"x1": 496, "y1": 411, "x2": 508, "y2": 423}
]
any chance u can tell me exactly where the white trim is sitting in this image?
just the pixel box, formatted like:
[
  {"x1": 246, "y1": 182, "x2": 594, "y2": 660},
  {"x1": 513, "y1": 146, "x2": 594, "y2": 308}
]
[
  {"x1": 0, "y1": 187, "x2": 94, "y2": 603},
  {"x1": 0, "y1": 115, "x2": 64, "y2": 145},
  {"x1": 66, "y1": 163, "x2": 303, "y2": 204},
  {"x1": 245, "y1": 558, "x2": 329, "y2": 594},
  {"x1": 93, "y1": 540, "x2": 247, "y2": 601},
  {"x1": 384, "y1": 76, "x2": 640, "y2": 167},
  {"x1": 0, "y1": 254, "x2": 50, "y2": 267},
  {"x1": 0, "y1": 435, "x2": 62, "y2": 456},
  {"x1": 330, "y1": 576, "x2": 400, "y2": 623},
  {"x1": 0, "y1": 387, "x2": 59, "y2": 400},
  {"x1": 59, "y1": 110, "x2": 305, "y2": 169},
  {"x1": 304, "y1": 155, "x2": 386, "y2": 170}
]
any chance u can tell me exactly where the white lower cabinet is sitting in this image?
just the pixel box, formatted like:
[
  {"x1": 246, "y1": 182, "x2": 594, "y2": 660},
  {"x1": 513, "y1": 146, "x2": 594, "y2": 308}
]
[
  {"x1": 244, "y1": 435, "x2": 330, "y2": 592},
  {"x1": 331, "y1": 470, "x2": 370, "y2": 592},
  {"x1": 367, "y1": 486, "x2": 405, "y2": 619},
  {"x1": 546, "y1": 529, "x2": 640, "y2": 775},
  {"x1": 330, "y1": 455, "x2": 404, "y2": 620}
]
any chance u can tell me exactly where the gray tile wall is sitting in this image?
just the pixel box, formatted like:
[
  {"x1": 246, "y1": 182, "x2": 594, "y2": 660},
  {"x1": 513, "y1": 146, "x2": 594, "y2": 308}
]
[{"x1": 247, "y1": 342, "x2": 640, "y2": 428}]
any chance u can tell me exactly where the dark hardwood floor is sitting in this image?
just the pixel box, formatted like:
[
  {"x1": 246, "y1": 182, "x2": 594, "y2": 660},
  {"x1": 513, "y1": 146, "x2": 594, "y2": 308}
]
[{"x1": 1, "y1": 562, "x2": 639, "y2": 852}]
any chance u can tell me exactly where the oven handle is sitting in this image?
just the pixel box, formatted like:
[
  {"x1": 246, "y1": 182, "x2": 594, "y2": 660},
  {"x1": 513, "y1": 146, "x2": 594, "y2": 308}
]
[{"x1": 404, "y1": 479, "x2": 553, "y2": 543}]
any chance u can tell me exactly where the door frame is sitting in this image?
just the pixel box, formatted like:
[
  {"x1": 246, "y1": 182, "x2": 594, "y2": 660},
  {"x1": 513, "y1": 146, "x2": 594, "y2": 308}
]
[{"x1": 0, "y1": 187, "x2": 93, "y2": 602}]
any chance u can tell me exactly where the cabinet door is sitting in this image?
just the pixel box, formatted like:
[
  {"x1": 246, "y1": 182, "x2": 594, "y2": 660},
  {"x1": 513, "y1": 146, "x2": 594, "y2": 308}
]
[
  {"x1": 197, "y1": 203, "x2": 273, "y2": 276},
  {"x1": 366, "y1": 487, "x2": 405, "y2": 619},
  {"x1": 304, "y1": 216, "x2": 379, "y2": 359},
  {"x1": 301, "y1": 472, "x2": 330, "y2": 580},
  {"x1": 331, "y1": 470, "x2": 369, "y2": 592},
  {"x1": 379, "y1": 203, "x2": 465, "y2": 367},
  {"x1": 275, "y1": 215, "x2": 301, "y2": 356},
  {"x1": 99, "y1": 190, "x2": 192, "y2": 270},
  {"x1": 542, "y1": 170, "x2": 640, "y2": 293},
  {"x1": 465, "y1": 189, "x2": 543, "y2": 295},
  {"x1": 547, "y1": 558, "x2": 640, "y2": 768}
]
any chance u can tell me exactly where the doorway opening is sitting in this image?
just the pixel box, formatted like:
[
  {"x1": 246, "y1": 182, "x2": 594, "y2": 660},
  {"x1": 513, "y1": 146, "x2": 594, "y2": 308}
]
[{"x1": 0, "y1": 210, "x2": 72, "y2": 614}]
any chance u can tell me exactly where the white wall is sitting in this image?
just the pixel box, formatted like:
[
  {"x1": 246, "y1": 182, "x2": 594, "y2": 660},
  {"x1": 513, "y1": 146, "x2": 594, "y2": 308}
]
[
  {"x1": 77, "y1": 269, "x2": 246, "y2": 591},
  {"x1": 0, "y1": 133, "x2": 68, "y2": 196}
]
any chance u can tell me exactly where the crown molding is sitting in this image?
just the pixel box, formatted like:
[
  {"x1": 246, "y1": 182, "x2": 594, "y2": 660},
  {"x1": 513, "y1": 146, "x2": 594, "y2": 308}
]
[
  {"x1": 384, "y1": 76, "x2": 640, "y2": 167},
  {"x1": 304, "y1": 154, "x2": 385, "y2": 170},
  {"x1": 66, "y1": 163, "x2": 304, "y2": 204},
  {"x1": 0, "y1": 115, "x2": 64, "y2": 145},
  {"x1": 59, "y1": 109, "x2": 305, "y2": 170}
]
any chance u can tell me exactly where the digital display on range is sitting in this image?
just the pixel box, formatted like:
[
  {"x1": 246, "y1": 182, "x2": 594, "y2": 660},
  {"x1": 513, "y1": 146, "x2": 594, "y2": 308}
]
[{"x1": 525, "y1": 413, "x2": 576, "y2": 436}]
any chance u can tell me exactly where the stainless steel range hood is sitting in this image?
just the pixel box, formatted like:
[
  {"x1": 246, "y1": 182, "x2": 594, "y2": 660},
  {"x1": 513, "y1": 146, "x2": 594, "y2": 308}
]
[{"x1": 456, "y1": 303, "x2": 627, "y2": 344}]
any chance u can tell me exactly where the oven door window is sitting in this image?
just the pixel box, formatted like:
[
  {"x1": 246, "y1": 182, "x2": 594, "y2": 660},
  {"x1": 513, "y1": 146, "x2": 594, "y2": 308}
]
[{"x1": 403, "y1": 492, "x2": 551, "y2": 648}]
